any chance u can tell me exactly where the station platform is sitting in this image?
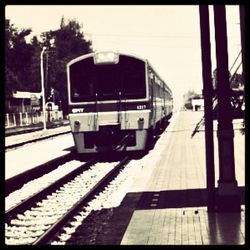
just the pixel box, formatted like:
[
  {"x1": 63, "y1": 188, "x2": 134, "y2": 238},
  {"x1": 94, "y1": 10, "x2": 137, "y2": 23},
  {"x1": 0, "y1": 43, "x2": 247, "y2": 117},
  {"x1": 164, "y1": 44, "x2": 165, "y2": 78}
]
[
  {"x1": 5, "y1": 125, "x2": 74, "y2": 180},
  {"x1": 5, "y1": 124, "x2": 71, "y2": 148},
  {"x1": 88, "y1": 111, "x2": 245, "y2": 245}
]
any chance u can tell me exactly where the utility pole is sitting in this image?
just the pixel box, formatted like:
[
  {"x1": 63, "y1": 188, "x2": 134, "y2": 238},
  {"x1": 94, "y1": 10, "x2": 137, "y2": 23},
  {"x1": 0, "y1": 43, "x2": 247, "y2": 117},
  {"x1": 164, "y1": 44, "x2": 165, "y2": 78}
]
[
  {"x1": 199, "y1": 5, "x2": 215, "y2": 212},
  {"x1": 213, "y1": 5, "x2": 240, "y2": 212},
  {"x1": 40, "y1": 39, "x2": 55, "y2": 130},
  {"x1": 40, "y1": 46, "x2": 47, "y2": 131}
]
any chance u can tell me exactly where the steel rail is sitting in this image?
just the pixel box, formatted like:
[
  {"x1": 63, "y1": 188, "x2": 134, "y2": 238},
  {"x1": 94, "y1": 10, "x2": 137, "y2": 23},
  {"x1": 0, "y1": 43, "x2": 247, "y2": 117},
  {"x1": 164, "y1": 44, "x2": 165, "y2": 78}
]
[
  {"x1": 33, "y1": 156, "x2": 130, "y2": 245},
  {"x1": 5, "y1": 158, "x2": 97, "y2": 223},
  {"x1": 5, "y1": 152, "x2": 75, "y2": 196}
]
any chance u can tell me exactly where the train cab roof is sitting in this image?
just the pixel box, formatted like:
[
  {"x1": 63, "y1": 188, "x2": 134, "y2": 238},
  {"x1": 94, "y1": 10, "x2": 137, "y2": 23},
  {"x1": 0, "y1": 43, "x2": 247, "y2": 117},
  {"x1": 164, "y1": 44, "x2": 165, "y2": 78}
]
[{"x1": 67, "y1": 51, "x2": 148, "y2": 67}]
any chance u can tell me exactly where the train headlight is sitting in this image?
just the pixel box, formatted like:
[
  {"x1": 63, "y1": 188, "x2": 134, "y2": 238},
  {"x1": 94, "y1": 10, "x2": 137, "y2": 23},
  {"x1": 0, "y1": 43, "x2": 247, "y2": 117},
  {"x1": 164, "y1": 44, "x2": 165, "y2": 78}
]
[
  {"x1": 74, "y1": 120, "x2": 80, "y2": 126},
  {"x1": 138, "y1": 117, "x2": 144, "y2": 130},
  {"x1": 241, "y1": 103, "x2": 245, "y2": 111},
  {"x1": 94, "y1": 51, "x2": 119, "y2": 64}
]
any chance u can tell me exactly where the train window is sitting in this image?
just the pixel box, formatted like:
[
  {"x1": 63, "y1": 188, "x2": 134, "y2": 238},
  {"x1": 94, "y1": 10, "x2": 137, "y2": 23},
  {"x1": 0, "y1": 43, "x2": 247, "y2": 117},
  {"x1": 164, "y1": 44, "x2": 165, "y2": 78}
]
[
  {"x1": 94, "y1": 64, "x2": 121, "y2": 100},
  {"x1": 69, "y1": 55, "x2": 146, "y2": 102},
  {"x1": 120, "y1": 56, "x2": 146, "y2": 99},
  {"x1": 70, "y1": 57, "x2": 96, "y2": 101}
]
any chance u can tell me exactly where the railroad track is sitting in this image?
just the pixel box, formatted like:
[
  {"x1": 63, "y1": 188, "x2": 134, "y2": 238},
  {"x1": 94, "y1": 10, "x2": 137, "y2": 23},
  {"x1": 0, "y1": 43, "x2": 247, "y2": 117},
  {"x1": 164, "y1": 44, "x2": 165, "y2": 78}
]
[
  {"x1": 5, "y1": 152, "x2": 76, "y2": 196},
  {"x1": 5, "y1": 157, "x2": 130, "y2": 245}
]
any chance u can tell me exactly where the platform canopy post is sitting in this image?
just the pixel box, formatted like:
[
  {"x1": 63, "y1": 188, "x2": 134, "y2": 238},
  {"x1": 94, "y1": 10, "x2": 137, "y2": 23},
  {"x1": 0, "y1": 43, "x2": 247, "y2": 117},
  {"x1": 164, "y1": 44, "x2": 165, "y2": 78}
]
[
  {"x1": 213, "y1": 5, "x2": 240, "y2": 212},
  {"x1": 199, "y1": 5, "x2": 216, "y2": 212}
]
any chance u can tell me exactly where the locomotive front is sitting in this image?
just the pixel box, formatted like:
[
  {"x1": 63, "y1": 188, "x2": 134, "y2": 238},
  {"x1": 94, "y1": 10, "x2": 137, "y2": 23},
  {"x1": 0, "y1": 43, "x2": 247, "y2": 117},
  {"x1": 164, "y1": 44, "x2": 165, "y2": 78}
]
[{"x1": 67, "y1": 51, "x2": 151, "y2": 153}]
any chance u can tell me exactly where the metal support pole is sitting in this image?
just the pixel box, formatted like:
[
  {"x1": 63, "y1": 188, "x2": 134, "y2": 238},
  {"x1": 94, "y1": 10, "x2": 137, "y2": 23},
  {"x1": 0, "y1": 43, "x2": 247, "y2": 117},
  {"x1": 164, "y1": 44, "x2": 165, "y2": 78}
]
[
  {"x1": 40, "y1": 47, "x2": 47, "y2": 131},
  {"x1": 239, "y1": 6, "x2": 245, "y2": 85},
  {"x1": 45, "y1": 51, "x2": 49, "y2": 97},
  {"x1": 25, "y1": 112, "x2": 28, "y2": 125},
  {"x1": 13, "y1": 113, "x2": 16, "y2": 127},
  {"x1": 213, "y1": 5, "x2": 240, "y2": 212},
  {"x1": 19, "y1": 112, "x2": 23, "y2": 126},
  {"x1": 199, "y1": 6, "x2": 215, "y2": 212},
  {"x1": 6, "y1": 113, "x2": 10, "y2": 128}
]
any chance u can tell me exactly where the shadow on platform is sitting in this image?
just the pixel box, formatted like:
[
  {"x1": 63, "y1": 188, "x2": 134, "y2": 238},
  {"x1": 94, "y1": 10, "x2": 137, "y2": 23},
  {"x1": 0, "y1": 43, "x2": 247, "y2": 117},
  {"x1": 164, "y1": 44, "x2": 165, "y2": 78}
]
[
  {"x1": 136, "y1": 186, "x2": 245, "y2": 209},
  {"x1": 66, "y1": 186, "x2": 245, "y2": 245}
]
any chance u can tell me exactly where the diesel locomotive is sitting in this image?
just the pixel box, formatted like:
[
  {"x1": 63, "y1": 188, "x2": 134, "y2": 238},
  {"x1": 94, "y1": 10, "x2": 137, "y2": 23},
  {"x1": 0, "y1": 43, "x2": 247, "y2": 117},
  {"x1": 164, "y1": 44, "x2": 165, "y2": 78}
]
[{"x1": 67, "y1": 51, "x2": 173, "y2": 153}]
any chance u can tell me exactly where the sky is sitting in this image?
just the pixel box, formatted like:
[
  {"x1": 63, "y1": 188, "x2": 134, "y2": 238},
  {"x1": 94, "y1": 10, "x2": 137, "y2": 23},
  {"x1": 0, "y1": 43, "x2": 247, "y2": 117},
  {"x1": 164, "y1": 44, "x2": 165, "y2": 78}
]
[{"x1": 5, "y1": 5, "x2": 242, "y2": 109}]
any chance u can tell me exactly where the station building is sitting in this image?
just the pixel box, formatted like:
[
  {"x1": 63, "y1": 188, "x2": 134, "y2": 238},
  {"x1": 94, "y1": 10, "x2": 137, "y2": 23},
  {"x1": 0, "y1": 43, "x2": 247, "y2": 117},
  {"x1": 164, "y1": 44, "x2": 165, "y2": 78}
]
[
  {"x1": 5, "y1": 91, "x2": 63, "y2": 128},
  {"x1": 192, "y1": 98, "x2": 204, "y2": 111}
]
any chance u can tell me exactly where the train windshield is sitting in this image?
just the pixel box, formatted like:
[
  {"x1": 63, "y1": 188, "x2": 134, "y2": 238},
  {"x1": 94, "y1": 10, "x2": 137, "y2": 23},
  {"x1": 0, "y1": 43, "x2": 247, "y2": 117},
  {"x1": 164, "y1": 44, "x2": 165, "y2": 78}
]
[{"x1": 69, "y1": 55, "x2": 146, "y2": 102}]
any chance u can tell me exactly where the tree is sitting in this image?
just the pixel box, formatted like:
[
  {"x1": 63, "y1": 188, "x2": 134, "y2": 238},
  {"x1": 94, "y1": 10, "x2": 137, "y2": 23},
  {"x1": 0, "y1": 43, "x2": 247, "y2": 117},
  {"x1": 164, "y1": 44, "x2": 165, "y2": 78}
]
[
  {"x1": 5, "y1": 67, "x2": 21, "y2": 98},
  {"x1": 41, "y1": 17, "x2": 93, "y2": 115},
  {"x1": 26, "y1": 36, "x2": 43, "y2": 92},
  {"x1": 230, "y1": 73, "x2": 243, "y2": 89},
  {"x1": 5, "y1": 17, "x2": 93, "y2": 115},
  {"x1": 5, "y1": 19, "x2": 35, "y2": 94},
  {"x1": 183, "y1": 90, "x2": 201, "y2": 110},
  {"x1": 211, "y1": 68, "x2": 244, "y2": 118},
  {"x1": 211, "y1": 68, "x2": 241, "y2": 90}
]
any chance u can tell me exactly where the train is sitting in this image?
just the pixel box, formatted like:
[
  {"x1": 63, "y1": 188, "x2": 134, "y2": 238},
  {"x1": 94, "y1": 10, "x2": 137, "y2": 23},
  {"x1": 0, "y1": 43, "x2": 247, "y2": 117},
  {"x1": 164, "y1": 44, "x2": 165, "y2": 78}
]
[{"x1": 67, "y1": 51, "x2": 173, "y2": 153}]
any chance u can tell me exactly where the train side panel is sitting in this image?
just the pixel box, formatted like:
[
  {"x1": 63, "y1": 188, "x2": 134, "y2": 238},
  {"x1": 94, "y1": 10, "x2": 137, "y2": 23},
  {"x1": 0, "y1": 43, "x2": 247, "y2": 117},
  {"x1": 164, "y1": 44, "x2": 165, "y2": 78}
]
[{"x1": 147, "y1": 64, "x2": 173, "y2": 133}]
